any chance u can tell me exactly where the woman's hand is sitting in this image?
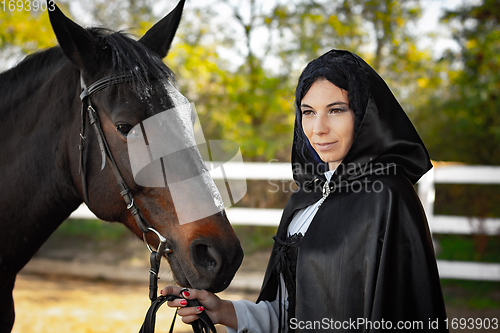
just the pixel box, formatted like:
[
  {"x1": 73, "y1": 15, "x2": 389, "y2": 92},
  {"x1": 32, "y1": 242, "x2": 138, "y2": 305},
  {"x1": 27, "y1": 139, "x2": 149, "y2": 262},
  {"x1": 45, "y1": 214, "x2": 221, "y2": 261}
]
[{"x1": 161, "y1": 286, "x2": 238, "y2": 330}]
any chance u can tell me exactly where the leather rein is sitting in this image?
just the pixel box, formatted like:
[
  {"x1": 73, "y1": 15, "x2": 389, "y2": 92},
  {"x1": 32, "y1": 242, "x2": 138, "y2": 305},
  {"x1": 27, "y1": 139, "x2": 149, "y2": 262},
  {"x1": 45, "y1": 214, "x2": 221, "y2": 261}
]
[{"x1": 78, "y1": 73, "x2": 216, "y2": 333}]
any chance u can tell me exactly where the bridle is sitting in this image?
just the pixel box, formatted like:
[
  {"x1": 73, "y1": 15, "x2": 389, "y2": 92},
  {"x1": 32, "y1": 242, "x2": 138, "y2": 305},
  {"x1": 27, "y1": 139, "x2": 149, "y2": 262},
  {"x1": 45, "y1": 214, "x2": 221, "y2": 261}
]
[
  {"x1": 79, "y1": 73, "x2": 171, "y2": 254},
  {"x1": 78, "y1": 72, "x2": 216, "y2": 333}
]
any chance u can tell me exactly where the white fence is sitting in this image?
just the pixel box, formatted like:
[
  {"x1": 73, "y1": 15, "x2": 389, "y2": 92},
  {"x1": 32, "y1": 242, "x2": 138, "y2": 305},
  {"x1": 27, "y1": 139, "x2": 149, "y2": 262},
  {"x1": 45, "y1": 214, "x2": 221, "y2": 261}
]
[
  {"x1": 70, "y1": 162, "x2": 500, "y2": 281},
  {"x1": 418, "y1": 165, "x2": 500, "y2": 235}
]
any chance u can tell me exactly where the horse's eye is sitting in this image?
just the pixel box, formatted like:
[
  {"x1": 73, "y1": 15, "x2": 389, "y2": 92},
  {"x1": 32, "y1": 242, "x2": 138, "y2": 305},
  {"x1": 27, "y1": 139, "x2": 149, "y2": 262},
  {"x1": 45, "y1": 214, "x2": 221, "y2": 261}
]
[{"x1": 116, "y1": 124, "x2": 133, "y2": 136}]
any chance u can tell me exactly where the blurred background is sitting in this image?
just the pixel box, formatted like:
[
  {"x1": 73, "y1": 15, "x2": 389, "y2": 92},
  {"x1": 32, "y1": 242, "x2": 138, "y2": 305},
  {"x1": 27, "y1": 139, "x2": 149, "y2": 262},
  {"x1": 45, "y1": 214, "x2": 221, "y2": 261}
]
[{"x1": 2, "y1": 0, "x2": 499, "y2": 332}]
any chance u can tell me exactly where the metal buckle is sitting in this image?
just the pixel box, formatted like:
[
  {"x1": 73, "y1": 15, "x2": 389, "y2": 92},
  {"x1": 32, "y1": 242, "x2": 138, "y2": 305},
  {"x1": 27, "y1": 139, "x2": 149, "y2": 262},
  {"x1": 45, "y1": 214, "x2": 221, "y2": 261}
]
[
  {"x1": 126, "y1": 198, "x2": 134, "y2": 210},
  {"x1": 143, "y1": 227, "x2": 172, "y2": 255}
]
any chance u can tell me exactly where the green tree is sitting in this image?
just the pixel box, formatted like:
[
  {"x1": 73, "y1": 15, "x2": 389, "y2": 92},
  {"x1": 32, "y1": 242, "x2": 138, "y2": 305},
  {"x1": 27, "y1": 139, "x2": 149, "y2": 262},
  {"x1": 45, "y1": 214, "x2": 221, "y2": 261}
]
[
  {"x1": 264, "y1": 0, "x2": 442, "y2": 111},
  {"x1": 412, "y1": 0, "x2": 500, "y2": 164},
  {"x1": 166, "y1": 5, "x2": 296, "y2": 161},
  {"x1": 0, "y1": 8, "x2": 57, "y2": 68},
  {"x1": 0, "y1": 0, "x2": 158, "y2": 71},
  {"x1": 73, "y1": 0, "x2": 158, "y2": 32},
  {"x1": 1, "y1": 0, "x2": 451, "y2": 163},
  {"x1": 199, "y1": 0, "x2": 440, "y2": 160}
]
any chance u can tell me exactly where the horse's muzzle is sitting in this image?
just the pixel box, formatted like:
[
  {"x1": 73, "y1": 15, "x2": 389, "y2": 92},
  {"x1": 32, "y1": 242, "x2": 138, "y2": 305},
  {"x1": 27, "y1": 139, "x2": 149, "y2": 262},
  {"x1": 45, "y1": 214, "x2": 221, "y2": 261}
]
[{"x1": 189, "y1": 237, "x2": 244, "y2": 292}]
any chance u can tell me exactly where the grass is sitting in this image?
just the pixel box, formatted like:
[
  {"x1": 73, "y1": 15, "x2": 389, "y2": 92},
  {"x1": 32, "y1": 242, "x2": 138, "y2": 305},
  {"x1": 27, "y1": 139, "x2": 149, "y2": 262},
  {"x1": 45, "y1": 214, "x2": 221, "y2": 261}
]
[
  {"x1": 434, "y1": 234, "x2": 500, "y2": 309},
  {"x1": 435, "y1": 234, "x2": 500, "y2": 263},
  {"x1": 441, "y1": 280, "x2": 500, "y2": 309},
  {"x1": 435, "y1": 234, "x2": 500, "y2": 310},
  {"x1": 434, "y1": 184, "x2": 500, "y2": 218},
  {"x1": 232, "y1": 225, "x2": 277, "y2": 254},
  {"x1": 52, "y1": 218, "x2": 129, "y2": 241},
  {"x1": 54, "y1": 217, "x2": 499, "y2": 310},
  {"x1": 54, "y1": 219, "x2": 278, "y2": 255}
]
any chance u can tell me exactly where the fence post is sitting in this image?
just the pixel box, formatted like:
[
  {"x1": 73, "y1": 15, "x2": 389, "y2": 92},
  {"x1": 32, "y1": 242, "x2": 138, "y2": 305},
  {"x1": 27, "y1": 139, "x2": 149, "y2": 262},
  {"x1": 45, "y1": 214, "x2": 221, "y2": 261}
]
[{"x1": 418, "y1": 168, "x2": 436, "y2": 227}]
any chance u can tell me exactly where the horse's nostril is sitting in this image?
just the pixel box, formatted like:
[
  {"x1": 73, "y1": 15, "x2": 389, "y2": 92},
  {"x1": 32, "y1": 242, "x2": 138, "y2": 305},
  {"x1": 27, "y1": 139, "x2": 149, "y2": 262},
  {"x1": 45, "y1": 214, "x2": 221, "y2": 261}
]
[
  {"x1": 191, "y1": 241, "x2": 222, "y2": 275},
  {"x1": 187, "y1": 237, "x2": 243, "y2": 292},
  {"x1": 196, "y1": 244, "x2": 216, "y2": 270}
]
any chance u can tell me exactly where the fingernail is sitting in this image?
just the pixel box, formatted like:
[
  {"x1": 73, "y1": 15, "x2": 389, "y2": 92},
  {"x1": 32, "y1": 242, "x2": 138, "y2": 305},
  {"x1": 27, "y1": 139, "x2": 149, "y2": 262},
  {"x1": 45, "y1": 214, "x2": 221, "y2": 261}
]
[
  {"x1": 196, "y1": 306, "x2": 204, "y2": 312},
  {"x1": 182, "y1": 290, "x2": 190, "y2": 297},
  {"x1": 179, "y1": 299, "x2": 187, "y2": 306}
]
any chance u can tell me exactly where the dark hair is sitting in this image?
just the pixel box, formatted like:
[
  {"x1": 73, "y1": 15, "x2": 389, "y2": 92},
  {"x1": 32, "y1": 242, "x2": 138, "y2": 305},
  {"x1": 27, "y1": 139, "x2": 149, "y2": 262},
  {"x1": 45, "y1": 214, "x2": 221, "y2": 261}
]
[
  {"x1": 87, "y1": 28, "x2": 175, "y2": 103},
  {"x1": 294, "y1": 50, "x2": 370, "y2": 167}
]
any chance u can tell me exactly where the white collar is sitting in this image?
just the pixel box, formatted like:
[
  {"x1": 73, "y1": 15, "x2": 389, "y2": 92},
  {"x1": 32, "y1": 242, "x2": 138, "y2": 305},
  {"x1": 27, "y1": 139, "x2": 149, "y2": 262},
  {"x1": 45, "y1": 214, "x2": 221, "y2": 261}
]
[{"x1": 325, "y1": 169, "x2": 336, "y2": 182}]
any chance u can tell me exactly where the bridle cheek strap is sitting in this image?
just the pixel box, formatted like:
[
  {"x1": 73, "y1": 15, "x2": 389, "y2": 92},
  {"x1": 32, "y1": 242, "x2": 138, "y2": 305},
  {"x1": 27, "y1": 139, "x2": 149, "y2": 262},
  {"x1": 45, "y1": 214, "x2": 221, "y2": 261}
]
[
  {"x1": 78, "y1": 73, "x2": 153, "y2": 235},
  {"x1": 78, "y1": 73, "x2": 216, "y2": 333}
]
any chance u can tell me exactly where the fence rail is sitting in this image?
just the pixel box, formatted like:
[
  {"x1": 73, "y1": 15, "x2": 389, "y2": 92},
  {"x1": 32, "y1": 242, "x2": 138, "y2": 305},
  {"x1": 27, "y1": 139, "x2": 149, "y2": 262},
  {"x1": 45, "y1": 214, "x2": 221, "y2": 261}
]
[
  {"x1": 418, "y1": 165, "x2": 500, "y2": 235},
  {"x1": 70, "y1": 162, "x2": 500, "y2": 281}
]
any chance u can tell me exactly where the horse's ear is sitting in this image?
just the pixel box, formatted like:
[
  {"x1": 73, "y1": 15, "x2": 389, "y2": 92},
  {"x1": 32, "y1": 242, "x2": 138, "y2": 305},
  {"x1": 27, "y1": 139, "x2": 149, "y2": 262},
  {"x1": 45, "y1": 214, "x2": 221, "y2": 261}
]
[
  {"x1": 48, "y1": 1, "x2": 97, "y2": 70},
  {"x1": 139, "y1": 0, "x2": 185, "y2": 59}
]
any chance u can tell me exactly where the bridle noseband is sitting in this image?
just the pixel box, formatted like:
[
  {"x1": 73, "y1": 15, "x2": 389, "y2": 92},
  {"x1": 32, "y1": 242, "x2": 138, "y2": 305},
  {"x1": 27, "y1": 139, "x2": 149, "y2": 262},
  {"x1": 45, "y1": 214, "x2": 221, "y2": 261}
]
[{"x1": 78, "y1": 73, "x2": 170, "y2": 256}]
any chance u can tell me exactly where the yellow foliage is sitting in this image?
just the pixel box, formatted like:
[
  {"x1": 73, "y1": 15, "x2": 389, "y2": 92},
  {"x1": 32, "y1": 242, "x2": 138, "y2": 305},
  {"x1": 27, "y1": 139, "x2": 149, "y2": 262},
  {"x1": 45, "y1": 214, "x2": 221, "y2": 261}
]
[
  {"x1": 417, "y1": 78, "x2": 428, "y2": 88},
  {"x1": 0, "y1": 9, "x2": 57, "y2": 52}
]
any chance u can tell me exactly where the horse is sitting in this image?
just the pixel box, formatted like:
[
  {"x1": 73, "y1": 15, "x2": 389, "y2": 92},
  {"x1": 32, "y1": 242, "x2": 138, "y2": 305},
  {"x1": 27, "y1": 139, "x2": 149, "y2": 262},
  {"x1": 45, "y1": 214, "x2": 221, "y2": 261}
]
[{"x1": 0, "y1": 1, "x2": 243, "y2": 331}]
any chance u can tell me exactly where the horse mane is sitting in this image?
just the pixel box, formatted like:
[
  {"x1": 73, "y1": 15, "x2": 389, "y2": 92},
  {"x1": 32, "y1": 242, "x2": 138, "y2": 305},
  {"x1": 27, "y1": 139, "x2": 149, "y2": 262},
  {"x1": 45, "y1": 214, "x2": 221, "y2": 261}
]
[
  {"x1": 0, "y1": 47, "x2": 68, "y2": 116},
  {"x1": 86, "y1": 28, "x2": 176, "y2": 98},
  {"x1": 0, "y1": 28, "x2": 176, "y2": 117},
  {"x1": 0, "y1": 46, "x2": 66, "y2": 82}
]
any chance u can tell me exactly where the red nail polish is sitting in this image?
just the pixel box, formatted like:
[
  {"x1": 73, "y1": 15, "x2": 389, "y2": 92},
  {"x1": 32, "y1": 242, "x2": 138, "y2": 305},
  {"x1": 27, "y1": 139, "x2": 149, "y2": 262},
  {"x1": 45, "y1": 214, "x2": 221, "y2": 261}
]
[
  {"x1": 182, "y1": 291, "x2": 190, "y2": 297},
  {"x1": 196, "y1": 306, "x2": 204, "y2": 312},
  {"x1": 180, "y1": 299, "x2": 187, "y2": 306}
]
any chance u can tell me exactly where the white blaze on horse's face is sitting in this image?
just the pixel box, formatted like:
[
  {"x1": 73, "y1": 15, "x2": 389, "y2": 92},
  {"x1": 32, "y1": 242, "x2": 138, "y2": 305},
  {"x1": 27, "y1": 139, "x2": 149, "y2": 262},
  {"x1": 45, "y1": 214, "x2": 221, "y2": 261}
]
[{"x1": 127, "y1": 85, "x2": 246, "y2": 225}]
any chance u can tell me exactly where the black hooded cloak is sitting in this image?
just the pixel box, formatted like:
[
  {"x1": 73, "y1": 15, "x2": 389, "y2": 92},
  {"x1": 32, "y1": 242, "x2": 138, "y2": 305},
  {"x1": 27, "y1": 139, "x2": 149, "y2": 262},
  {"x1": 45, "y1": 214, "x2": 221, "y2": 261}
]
[{"x1": 256, "y1": 50, "x2": 448, "y2": 332}]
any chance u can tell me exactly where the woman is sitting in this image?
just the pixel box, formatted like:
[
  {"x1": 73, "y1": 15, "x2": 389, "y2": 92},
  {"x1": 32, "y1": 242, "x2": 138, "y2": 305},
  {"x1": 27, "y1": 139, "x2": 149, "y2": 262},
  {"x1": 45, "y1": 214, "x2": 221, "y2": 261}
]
[{"x1": 163, "y1": 49, "x2": 448, "y2": 332}]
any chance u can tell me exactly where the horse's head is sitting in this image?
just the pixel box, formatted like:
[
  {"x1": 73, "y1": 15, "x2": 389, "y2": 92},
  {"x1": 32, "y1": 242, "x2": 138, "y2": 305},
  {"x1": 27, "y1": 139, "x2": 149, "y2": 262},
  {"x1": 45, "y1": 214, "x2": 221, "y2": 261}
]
[{"x1": 48, "y1": 0, "x2": 243, "y2": 292}]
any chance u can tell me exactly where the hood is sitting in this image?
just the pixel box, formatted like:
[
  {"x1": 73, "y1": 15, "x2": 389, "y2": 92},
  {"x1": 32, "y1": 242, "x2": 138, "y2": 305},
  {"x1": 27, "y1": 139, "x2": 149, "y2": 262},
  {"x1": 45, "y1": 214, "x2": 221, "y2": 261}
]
[{"x1": 292, "y1": 50, "x2": 432, "y2": 189}]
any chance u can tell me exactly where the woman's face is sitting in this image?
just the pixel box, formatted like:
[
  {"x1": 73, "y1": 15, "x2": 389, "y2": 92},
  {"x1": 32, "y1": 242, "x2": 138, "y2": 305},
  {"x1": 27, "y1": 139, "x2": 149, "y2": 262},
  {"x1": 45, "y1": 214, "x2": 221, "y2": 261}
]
[{"x1": 301, "y1": 79, "x2": 355, "y2": 171}]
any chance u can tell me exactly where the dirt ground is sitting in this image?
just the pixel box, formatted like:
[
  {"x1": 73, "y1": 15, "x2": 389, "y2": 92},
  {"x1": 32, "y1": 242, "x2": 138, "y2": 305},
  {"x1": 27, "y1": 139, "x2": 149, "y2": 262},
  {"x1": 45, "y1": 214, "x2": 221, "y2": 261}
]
[
  {"x1": 11, "y1": 234, "x2": 500, "y2": 333},
  {"x1": 12, "y1": 274, "x2": 260, "y2": 333},
  {"x1": 13, "y1": 273, "x2": 500, "y2": 333},
  {"x1": 12, "y1": 235, "x2": 265, "y2": 333}
]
